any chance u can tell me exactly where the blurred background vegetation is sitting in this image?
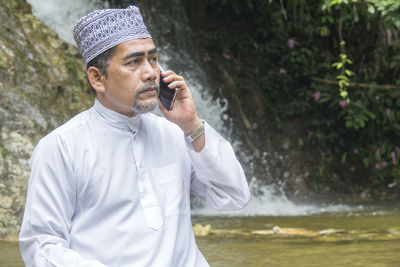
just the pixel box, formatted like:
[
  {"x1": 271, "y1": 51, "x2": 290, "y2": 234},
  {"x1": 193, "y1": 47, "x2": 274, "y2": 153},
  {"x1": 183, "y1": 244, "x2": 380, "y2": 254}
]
[{"x1": 182, "y1": 0, "x2": 400, "y2": 190}]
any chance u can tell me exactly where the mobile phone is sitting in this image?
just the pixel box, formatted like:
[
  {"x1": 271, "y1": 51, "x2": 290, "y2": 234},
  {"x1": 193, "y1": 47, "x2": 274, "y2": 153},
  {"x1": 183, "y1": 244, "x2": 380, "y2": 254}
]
[{"x1": 158, "y1": 64, "x2": 178, "y2": 111}]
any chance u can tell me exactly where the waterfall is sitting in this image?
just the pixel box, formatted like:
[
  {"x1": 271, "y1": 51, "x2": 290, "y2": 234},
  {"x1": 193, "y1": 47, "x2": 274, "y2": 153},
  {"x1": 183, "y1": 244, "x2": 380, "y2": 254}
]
[{"x1": 26, "y1": 0, "x2": 357, "y2": 216}]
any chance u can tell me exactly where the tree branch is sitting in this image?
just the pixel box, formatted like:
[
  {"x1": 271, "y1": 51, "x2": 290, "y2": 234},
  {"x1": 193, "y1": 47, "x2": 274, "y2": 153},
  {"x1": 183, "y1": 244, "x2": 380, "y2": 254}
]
[
  {"x1": 311, "y1": 77, "x2": 400, "y2": 90},
  {"x1": 280, "y1": 0, "x2": 288, "y2": 20}
]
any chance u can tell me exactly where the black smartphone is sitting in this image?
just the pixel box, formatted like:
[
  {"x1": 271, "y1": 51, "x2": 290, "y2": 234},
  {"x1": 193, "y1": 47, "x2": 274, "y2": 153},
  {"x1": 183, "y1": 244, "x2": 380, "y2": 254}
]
[{"x1": 158, "y1": 64, "x2": 178, "y2": 111}]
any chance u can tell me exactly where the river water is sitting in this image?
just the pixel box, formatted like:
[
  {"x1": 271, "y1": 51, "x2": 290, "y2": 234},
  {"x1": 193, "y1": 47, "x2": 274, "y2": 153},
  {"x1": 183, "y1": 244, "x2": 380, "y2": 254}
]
[
  {"x1": 3, "y1": 206, "x2": 399, "y2": 266},
  {"x1": 194, "y1": 206, "x2": 400, "y2": 266}
]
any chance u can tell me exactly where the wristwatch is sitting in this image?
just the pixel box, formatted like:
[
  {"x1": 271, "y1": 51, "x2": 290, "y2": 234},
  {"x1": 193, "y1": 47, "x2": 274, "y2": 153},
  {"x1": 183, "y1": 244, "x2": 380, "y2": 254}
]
[{"x1": 185, "y1": 122, "x2": 205, "y2": 143}]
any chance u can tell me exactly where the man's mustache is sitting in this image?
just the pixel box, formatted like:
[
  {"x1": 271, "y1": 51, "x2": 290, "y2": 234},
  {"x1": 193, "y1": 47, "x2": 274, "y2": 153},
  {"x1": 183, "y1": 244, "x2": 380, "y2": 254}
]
[{"x1": 136, "y1": 81, "x2": 159, "y2": 96}]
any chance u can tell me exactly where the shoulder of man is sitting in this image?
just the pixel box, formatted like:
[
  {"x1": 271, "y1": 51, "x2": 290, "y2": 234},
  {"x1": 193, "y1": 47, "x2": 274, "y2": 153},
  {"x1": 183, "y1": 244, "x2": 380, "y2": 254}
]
[
  {"x1": 34, "y1": 108, "x2": 93, "y2": 149},
  {"x1": 52, "y1": 108, "x2": 94, "y2": 135}
]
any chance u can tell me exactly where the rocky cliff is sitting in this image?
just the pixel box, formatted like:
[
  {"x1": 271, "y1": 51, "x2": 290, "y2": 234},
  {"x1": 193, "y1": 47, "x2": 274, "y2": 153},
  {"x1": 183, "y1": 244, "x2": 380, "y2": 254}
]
[{"x1": 0, "y1": 0, "x2": 92, "y2": 239}]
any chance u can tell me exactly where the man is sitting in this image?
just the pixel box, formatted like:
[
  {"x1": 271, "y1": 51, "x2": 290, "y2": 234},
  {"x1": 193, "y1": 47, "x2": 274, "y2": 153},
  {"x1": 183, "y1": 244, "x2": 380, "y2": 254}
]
[{"x1": 19, "y1": 5, "x2": 250, "y2": 267}]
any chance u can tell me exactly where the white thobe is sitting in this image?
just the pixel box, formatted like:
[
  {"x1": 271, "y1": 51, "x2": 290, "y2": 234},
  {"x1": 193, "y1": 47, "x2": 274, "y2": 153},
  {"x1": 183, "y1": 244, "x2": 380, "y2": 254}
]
[{"x1": 19, "y1": 99, "x2": 250, "y2": 267}]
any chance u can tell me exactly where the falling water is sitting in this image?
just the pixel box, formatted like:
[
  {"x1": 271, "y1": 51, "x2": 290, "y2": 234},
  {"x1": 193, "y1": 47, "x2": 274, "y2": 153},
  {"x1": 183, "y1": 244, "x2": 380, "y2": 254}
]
[{"x1": 26, "y1": 0, "x2": 360, "y2": 216}]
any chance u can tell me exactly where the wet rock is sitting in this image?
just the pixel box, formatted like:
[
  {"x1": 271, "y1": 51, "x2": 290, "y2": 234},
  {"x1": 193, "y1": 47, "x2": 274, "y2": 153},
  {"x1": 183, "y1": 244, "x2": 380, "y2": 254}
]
[
  {"x1": 359, "y1": 189, "x2": 372, "y2": 201},
  {"x1": 272, "y1": 226, "x2": 318, "y2": 237},
  {"x1": 318, "y1": 228, "x2": 346, "y2": 235},
  {"x1": 251, "y1": 230, "x2": 275, "y2": 235},
  {"x1": 211, "y1": 229, "x2": 244, "y2": 235},
  {"x1": 0, "y1": 0, "x2": 93, "y2": 239},
  {"x1": 0, "y1": 196, "x2": 13, "y2": 209},
  {"x1": 387, "y1": 228, "x2": 400, "y2": 237},
  {"x1": 193, "y1": 224, "x2": 212, "y2": 237}
]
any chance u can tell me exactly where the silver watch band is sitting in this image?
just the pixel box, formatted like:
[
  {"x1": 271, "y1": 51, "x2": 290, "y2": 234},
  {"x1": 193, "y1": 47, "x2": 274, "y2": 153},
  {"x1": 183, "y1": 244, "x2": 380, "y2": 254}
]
[{"x1": 185, "y1": 122, "x2": 205, "y2": 143}]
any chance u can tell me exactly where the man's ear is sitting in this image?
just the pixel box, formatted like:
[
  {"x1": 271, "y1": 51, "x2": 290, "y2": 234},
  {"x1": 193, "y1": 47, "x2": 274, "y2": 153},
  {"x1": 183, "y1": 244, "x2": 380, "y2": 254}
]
[{"x1": 87, "y1": 66, "x2": 106, "y2": 93}]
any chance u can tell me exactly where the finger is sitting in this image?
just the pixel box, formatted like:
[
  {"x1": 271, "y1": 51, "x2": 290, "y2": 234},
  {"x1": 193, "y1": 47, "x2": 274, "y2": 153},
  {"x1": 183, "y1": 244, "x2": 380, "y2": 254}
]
[
  {"x1": 160, "y1": 70, "x2": 176, "y2": 77},
  {"x1": 162, "y1": 74, "x2": 184, "y2": 83},
  {"x1": 168, "y1": 80, "x2": 185, "y2": 89}
]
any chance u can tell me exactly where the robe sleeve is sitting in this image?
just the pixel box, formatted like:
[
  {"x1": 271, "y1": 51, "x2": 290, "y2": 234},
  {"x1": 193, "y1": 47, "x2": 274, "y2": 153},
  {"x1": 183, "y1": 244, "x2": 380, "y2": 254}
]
[
  {"x1": 188, "y1": 122, "x2": 251, "y2": 211},
  {"x1": 19, "y1": 133, "x2": 107, "y2": 267}
]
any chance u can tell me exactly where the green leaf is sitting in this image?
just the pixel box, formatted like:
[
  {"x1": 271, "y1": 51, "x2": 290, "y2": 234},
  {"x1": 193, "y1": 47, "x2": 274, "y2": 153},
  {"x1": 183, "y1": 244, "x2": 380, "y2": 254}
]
[
  {"x1": 342, "y1": 152, "x2": 347, "y2": 164},
  {"x1": 363, "y1": 158, "x2": 369, "y2": 168},
  {"x1": 368, "y1": 5, "x2": 375, "y2": 14},
  {"x1": 320, "y1": 26, "x2": 329, "y2": 36},
  {"x1": 337, "y1": 75, "x2": 349, "y2": 81}
]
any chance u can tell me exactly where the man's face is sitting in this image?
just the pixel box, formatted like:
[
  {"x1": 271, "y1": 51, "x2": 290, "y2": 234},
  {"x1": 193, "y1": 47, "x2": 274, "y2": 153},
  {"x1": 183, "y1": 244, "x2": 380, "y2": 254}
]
[{"x1": 100, "y1": 38, "x2": 160, "y2": 117}]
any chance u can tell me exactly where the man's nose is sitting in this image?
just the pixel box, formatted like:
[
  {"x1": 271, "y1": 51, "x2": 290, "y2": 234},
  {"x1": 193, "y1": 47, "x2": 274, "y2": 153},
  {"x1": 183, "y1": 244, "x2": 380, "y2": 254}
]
[{"x1": 141, "y1": 60, "x2": 157, "y2": 81}]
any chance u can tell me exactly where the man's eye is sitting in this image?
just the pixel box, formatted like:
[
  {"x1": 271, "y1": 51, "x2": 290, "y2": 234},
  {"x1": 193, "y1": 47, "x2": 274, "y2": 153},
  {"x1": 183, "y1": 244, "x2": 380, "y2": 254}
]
[
  {"x1": 149, "y1": 57, "x2": 157, "y2": 63},
  {"x1": 127, "y1": 59, "x2": 139, "y2": 66}
]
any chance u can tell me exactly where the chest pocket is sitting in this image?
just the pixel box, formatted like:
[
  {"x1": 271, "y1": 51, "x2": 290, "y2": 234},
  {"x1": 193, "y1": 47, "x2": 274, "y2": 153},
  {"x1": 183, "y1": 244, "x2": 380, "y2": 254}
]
[{"x1": 152, "y1": 164, "x2": 189, "y2": 216}]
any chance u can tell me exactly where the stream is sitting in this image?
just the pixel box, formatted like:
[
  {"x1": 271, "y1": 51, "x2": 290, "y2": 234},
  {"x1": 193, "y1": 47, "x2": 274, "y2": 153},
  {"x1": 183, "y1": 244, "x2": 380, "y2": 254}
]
[
  {"x1": 193, "y1": 206, "x2": 400, "y2": 266},
  {"x1": 3, "y1": 206, "x2": 399, "y2": 266}
]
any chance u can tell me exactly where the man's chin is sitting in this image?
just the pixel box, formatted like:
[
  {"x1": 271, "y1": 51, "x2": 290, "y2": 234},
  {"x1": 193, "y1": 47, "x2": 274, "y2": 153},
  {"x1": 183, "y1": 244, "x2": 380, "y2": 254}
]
[{"x1": 132, "y1": 99, "x2": 158, "y2": 114}]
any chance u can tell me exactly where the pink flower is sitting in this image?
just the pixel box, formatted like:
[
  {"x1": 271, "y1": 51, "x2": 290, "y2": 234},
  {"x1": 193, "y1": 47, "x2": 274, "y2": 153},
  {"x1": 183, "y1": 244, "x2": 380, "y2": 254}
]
[
  {"x1": 306, "y1": 129, "x2": 313, "y2": 137},
  {"x1": 353, "y1": 148, "x2": 359, "y2": 154},
  {"x1": 288, "y1": 39, "x2": 295, "y2": 49},
  {"x1": 386, "y1": 108, "x2": 391, "y2": 117},
  {"x1": 376, "y1": 148, "x2": 381, "y2": 155},
  {"x1": 376, "y1": 95, "x2": 380, "y2": 101},
  {"x1": 279, "y1": 68, "x2": 287, "y2": 74},
  {"x1": 313, "y1": 91, "x2": 321, "y2": 101},
  {"x1": 339, "y1": 100, "x2": 348, "y2": 108},
  {"x1": 375, "y1": 163, "x2": 380, "y2": 169},
  {"x1": 387, "y1": 29, "x2": 392, "y2": 46},
  {"x1": 381, "y1": 161, "x2": 388, "y2": 168},
  {"x1": 392, "y1": 151, "x2": 397, "y2": 165},
  {"x1": 222, "y1": 52, "x2": 231, "y2": 60}
]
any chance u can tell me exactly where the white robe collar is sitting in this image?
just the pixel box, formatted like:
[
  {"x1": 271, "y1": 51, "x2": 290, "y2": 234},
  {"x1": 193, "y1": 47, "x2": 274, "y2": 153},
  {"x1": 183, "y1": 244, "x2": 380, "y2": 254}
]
[{"x1": 93, "y1": 98, "x2": 141, "y2": 134}]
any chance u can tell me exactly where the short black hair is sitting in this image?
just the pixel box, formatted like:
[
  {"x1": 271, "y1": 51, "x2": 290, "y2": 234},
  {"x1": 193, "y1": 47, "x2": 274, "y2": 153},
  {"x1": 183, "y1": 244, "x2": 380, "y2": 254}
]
[{"x1": 86, "y1": 46, "x2": 117, "y2": 94}]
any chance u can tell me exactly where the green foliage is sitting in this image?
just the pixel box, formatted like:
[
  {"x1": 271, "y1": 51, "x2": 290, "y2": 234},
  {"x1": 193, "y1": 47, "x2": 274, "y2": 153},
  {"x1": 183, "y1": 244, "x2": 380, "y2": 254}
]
[
  {"x1": 65, "y1": 56, "x2": 82, "y2": 80},
  {"x1": 0, "y1": 147, "x2": 8, "y2": 157},
  {"x1": 331, "y1": 45, "x2": 354, "y2": 101},
  {"x1": 1, "y1": 0, "x2": 31, "y2": 13},
  {"x1": 0, "y1": 56, "x2": 6, "y2": 68},
  {"x1": 69, "y1": 85, "x2": 81, "y2": 110},
  {"x1": 65, "y1": 55, "x2": 89, "y2": 110},
  {"x1": 312, "y1": 0, "x2": 400, "y2": 185},
  {"x1": 188, "y1": 0, "x2": 400, "y2": 187},
  {"x1": 366, "y1": 0, "x2": 400, "y2": 28}
]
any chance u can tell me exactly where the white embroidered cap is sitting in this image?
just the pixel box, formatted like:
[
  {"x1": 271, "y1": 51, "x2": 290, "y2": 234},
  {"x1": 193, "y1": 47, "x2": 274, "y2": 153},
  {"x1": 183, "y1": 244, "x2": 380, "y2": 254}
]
[{"x1": 73, "y1": 5, "x2": 152, "y2": 64}]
